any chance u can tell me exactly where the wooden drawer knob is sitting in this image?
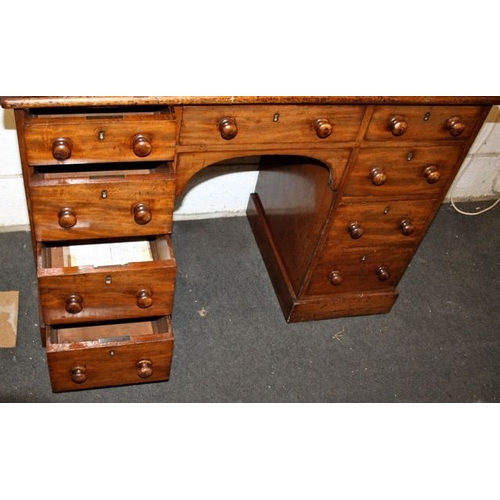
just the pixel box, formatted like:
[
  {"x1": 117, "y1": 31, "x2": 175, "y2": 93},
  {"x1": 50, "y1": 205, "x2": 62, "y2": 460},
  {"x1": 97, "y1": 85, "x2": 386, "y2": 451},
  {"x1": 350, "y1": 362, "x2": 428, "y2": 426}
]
[
  {"x1": 400, "y1": 219, "x2": 414, "y2": 236},
  {"x1": 71, "y1": 366, "x2": 87, "y2": 384},
  {"x1": 65, "y1": 294, "x2": 83, "y2": 314},
  {"x1": 369, "y1": 167, "x2": 387, "y2": 186},
  {"x1": 219, "y1": 117, "x2": 238, "y2": 140},
  {"x1": 313, "y1": 117, "x2": 333, "y2": 139},
  {"x1": 388, "y1": 116, "x2": 408, "y2": 136},
  {"x1": 136, "y1": 289, "x2": 153, "y2": 309},
  {"x1": 58, "y1": 207, "x2": 77, "y2": 229},
  {"x1": 52, "y1": 138, "x2": 72, "y2": 161},
  {"x1": 423, "y1": 165, "x2": 441, "y2": 184},
  {"x1": 445, "y1": 116, "x2": 465, "y2": 137},
  {"x1": 133, "y1": 203, "x2": 152, "y2": 225},
  {"x1": 137, "y1": 359, "x2": 153, "y2": 378},
  {"x1": 329, "y1": 270, "x2": 344, "y2": 286},
  {"x1": 132, "y1": 134, "x2": 153, "y2": 157},
  {"x1": 376, "y1": 266, "x2": 390, "y2": 282},
  {"x1": 348, "y1": 222, "x2": 364, "y2": 239}
]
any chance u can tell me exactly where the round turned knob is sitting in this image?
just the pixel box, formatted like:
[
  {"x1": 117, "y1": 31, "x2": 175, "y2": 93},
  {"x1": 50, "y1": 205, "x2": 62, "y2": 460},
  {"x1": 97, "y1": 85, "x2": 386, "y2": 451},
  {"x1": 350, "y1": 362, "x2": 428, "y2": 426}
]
[
  {"x1": 58, "y1": 207, "x2": 77, "y2": 229},
  {"x1": 400, "y1": 219, "x2": 414, "y2": 236},
  {"x1": 132, "y1": 134, "x2": 153, "y2": 157},
  {"x1": 65, "y1": 294, "x2": 83, "y2": 314},
  {"x1": 388, "y1": 115, "x2": 408, "y2": 136},
  {"x1": 348, "y1": 222, "x2": 364, "y2": 239},
  {"x1": 52, "y1": 138, "x2": 72, "y2": 161},
  {"x1": 423, "y1": 165, "x2": 441, "y2": 184},
  {"x1": 219, "y1": 117, "x2": 238, "y2": 140},
  {"x1": 71, "y1": 366, "x2": 87, "y2": 384},
  {"x1": 369, "y1": 167, "x2": 387, "y2": 186},
  {"x1": 445, "y1": 116, "x2": 465, "y2": 137},
  {"x1": 136, "y1": 289, "x2": 153, "y2": 309},
  {"x1": 137, "y1": 359, "x2": 153, "y2": 379},
  {"x1": 329, "y1": 270, "x2": 344, "y2": 286},
  {"x1": 133, "y1": 203, "x2": 152, "y2": 225},
  {"x1": 313, "y1": 117, "x2": 333, "y2": 139},
  {"x1": 376, "y1": 266, "x2": 390, "y2": 282}
]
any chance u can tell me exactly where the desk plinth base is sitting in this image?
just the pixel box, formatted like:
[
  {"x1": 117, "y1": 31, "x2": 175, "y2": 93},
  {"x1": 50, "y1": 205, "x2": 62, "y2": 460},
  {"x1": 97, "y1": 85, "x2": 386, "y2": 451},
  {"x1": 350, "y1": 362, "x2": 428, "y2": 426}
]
[{"x1": 247, "y1": 193, "x2": 398, "y2": 323}]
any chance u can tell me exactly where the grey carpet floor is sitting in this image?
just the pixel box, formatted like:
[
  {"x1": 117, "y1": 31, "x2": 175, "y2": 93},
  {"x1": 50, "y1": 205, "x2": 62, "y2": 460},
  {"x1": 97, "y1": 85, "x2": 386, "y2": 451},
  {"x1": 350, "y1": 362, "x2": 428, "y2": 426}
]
[{"x1": 1, "y1": 203, "x2": 499, "y2": 402}]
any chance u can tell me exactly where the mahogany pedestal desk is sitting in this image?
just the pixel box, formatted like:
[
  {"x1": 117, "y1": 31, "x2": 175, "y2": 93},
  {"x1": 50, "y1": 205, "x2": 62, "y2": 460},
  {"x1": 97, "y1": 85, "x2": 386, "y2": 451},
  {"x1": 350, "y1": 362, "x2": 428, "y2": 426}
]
[{"x1": 2, "y1": 96, "x2": 499, "y2": 392}]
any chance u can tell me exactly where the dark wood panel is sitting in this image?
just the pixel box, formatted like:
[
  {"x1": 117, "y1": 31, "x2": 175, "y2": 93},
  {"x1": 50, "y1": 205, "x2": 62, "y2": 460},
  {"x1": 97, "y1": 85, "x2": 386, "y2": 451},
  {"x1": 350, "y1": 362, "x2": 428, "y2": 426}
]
[{"x1": 254, "y1": 156, "x2": 340, "y2": 296}]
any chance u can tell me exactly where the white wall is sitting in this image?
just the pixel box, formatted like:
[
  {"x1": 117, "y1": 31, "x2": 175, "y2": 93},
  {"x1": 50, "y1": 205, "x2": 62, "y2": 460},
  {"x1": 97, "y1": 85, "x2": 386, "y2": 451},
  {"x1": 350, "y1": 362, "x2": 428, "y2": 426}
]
[{"x1": 1, "y1": 105, "x2": 500, "y2": 231}]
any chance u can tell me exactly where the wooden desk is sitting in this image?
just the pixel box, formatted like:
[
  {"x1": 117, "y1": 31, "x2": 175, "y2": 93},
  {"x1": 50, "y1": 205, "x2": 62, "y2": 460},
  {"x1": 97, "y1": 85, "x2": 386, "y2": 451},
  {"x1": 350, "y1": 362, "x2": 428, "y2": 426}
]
[{"x1": 2, "y1": 96, "x2": 499, "y2": 392}]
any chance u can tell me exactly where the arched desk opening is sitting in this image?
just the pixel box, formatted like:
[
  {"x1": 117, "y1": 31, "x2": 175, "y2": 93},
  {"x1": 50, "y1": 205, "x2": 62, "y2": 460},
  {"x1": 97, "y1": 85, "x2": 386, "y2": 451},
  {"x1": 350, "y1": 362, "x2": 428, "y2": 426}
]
[{"x1": 174, "y1": 154, "x2": 337, "y2": 317}]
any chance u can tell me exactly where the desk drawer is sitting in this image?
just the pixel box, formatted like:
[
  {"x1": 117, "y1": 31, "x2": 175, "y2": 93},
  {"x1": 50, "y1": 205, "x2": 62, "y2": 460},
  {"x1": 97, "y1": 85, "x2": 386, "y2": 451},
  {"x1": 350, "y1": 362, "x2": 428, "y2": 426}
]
[
  {"x1": 24, "y1": 111, "x2": 177, "y2": 165},
  {"x1": 46, "y1": 316, "x2": 174, "y2": 392},
  {"x1": 307, "y1": 246, "x2": 412, "y2": 296},
  {"x1": 364, "y1": 105, "x2": 485, "y2": 142},
  {"x1": 179, "y1": 105, "x2": 366, "y2": 146},
  {"x1": 37, "y1": 236, "x2": 176, "y2": 325},
  {"x1": 30, "y1": 167, "x2": 175, "y2": 240},
  {"x1": 345, "y1": 146, "x2": 465, "y2": 198},
  {"x1": 323, "y1": 199, "x2": 435, "y2": 250}
]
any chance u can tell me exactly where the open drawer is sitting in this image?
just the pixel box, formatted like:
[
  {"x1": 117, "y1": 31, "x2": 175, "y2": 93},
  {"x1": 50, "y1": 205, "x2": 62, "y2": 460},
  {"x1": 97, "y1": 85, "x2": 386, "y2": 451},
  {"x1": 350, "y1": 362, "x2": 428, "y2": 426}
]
[
  {"x1": 46, "y1": 316, "x2": 174, "y2": 392},
  {"x1": 37, "y1": 235, "x2": 176, "y2": 324},
  {"x1": 29, "y1": 163, "x2": 175, "y2": 241}
]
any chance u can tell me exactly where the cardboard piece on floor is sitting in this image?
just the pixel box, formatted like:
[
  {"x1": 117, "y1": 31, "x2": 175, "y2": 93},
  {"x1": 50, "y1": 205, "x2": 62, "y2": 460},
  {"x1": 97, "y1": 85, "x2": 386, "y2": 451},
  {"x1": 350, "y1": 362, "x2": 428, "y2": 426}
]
[{"x1": 0, "y1": 291, "x2": 19, "y2": 348}]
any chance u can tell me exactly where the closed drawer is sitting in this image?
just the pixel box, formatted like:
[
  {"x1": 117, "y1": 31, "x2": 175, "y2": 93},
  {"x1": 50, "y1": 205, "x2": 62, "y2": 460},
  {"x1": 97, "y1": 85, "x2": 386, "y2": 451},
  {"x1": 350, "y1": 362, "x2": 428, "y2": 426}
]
[
  {"x1": 345, "y1": 146, "x2": 465, "y2": 198},
  {"x1": 323, "y1": 199, "x2": 436, "y2": 250},
  {"x1": 364, "y1": 105, "x2": 485, "y2": 142},
  {"x1": 30, "y1": 164, "x2": 175, "y2": 240},
  {"x1": 46, "y1": 316, "x2": 174, "y2": 392},
  {"x1": 24, "y1": 110, "x2": 177, "y2": 165},
  {"x1": 179, "y1": 105, "x2": 366, "y2": 146},
  {"x1": 306, "y1": 246, "x2": 412, "y2": 296},
  {"x1": 37, "y1": 236, "x2": 176, "y2": 325}
]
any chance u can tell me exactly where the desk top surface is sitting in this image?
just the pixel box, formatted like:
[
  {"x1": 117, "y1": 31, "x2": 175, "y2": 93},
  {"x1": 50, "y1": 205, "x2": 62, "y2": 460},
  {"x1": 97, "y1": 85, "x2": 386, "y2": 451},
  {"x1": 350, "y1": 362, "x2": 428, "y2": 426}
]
[{"x1": 2, "y1": 96, "x2": 500, "y2": 108}]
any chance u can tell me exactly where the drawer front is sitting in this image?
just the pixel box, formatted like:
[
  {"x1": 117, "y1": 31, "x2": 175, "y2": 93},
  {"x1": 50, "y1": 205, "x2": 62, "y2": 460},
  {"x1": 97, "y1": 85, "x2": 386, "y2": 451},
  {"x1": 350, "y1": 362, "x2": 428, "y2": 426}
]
[
  {"x1": 24, "y1": 114, "x2": 177, "y2": 165},
  {"x1": 179, "y1": 105, "x2": 366, "y2": 146},
  {"x1": 364, "y1": 105, "x2": 485, "y2": 142},
  {"x1": 30, "y1": 173, "x2": 175, "y2": 240},
  {"x1": 345, "y1": 146, "x2": 465, "y2": 198},
  {"x1": 323, "y1": 199, "x2": 436, "y2": 250},
  {"x1": 46, "y1": 317, "x2": 174, "y2": 392},
  {"x1": 307, "y1": 246, "x2": 412, "y2": 296},
  {"x1": 37, "y1": 237, "x2": 176, "y2": 324}
]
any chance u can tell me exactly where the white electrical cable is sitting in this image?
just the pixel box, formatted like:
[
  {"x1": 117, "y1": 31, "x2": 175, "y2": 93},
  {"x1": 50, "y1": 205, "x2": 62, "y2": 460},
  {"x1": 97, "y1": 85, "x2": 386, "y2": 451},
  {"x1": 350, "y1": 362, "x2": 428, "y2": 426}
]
[{"x1": 449, "y1": 118, "x2": 500, "y2": 216}]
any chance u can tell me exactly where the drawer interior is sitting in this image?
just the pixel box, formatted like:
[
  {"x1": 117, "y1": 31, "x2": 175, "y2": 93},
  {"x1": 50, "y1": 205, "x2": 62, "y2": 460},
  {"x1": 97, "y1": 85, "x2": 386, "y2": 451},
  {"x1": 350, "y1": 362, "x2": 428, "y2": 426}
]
[
  {"x1": 31, "y1": 161, "x2": 173, "y2": 183},
  {"x1": 39, "y1": 235, "x2": 174, "y2": 271},
  {"x1": 48, "y1": 316, "x2": 171, "y2": 345}
]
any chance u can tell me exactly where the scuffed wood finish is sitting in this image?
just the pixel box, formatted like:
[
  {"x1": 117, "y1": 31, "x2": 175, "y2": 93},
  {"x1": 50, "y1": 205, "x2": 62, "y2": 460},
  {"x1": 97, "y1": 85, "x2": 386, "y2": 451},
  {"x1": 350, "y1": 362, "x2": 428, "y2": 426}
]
[{"x1": 3, "y1": 96, "x2": 500, "y2": 108}]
